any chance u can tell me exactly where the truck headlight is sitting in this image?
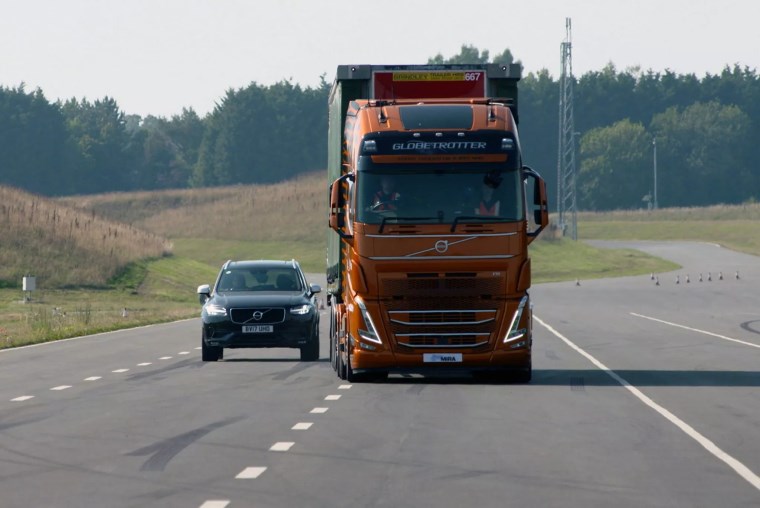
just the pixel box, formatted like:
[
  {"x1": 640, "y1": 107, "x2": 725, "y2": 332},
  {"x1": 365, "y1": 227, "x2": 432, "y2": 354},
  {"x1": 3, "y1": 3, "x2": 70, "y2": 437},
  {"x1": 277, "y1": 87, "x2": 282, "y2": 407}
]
[
  {"x1": 503, "y1": 295, "x2": 528, "y2": 344},
  {"x1": 355, "y1": 296, "x2": 382, "y2": 344}
]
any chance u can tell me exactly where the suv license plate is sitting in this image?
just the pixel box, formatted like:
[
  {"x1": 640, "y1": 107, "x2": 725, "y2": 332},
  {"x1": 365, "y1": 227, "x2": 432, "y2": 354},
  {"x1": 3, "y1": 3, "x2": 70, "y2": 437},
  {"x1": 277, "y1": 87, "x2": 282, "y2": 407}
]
[
  {"x1": 423, "y1": 353, "x2": 463, "y2": 363},
  {"x1": 243, "y1": 325, "x2": 273, "y2": 333}
]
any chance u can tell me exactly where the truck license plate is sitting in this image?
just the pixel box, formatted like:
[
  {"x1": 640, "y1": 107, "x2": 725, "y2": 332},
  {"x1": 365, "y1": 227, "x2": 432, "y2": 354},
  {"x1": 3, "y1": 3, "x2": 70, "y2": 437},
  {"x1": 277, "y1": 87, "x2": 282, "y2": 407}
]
[
  {"x1": 243, "y1": 325, "x2": 273, "y2": 333},
  {"x1": 423, "y1": 353, "x2": 463, "y2": 363}
]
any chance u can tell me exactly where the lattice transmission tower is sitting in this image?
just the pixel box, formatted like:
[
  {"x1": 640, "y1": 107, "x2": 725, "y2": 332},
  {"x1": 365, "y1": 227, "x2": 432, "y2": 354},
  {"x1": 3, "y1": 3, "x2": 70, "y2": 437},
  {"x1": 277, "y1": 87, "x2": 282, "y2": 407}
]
[{"x1": 556, "y1": 18, "x2": 577, "y2": 240}]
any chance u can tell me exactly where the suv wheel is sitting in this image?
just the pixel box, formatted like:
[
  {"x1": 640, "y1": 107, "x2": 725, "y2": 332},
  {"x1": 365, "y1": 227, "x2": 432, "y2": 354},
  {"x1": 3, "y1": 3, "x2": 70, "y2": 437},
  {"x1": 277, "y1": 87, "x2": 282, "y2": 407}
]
[
  {"x1": 300, "y1": 328, "x2": 320, "y2": 361},
  {"x1": 201, "y1": 332, "x2": 221, "y2": 362}
]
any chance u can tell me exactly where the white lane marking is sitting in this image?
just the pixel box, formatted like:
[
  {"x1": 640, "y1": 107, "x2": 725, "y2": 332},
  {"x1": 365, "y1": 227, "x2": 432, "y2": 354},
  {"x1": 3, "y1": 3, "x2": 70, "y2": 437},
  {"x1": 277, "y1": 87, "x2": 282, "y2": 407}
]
[
  {"x1": 269, "y1": 442, "x2": 295, "y2": 452},
  {"x1": 112, "y1": 369, "x2": 129, "y2": 373},
  {"x1": 199, "y1": 500, "x2": 230, "y2": 508},
  {"x1": 11, "y1": 396, "x2": 34, "y2": 402},
  {"x1": 325, "y1": 394, "x2": 341, "y2": 401},
  {"x1": 292, "y1": 422, "x2": 313, "y2": 430},
  {"x1": 535, "y1": 315, "x2": 760, "y2": 492},
  {"x1": 631, "y1": 313, "x2": 760, "y2": 349},
  {"x1": 338, "y1": 384, "x2": 352, "y2": 389},
  {"x1": 159, "y1": 356, "x2": 172, "y2": 360},
  {"x1": 178, "y1": 351, "x2": 190, "y2": 355},
  {"x1": 50, "y1": 385, "x2": 72, "y2": 391},
  {"x1": 195, "y1": 347, "x2": 202, "y2": 350},
  {"x1": 84, "y1": 376, "x2": 101, "y2": 381},
  {"x1": 310, "y1": 407, "x2": 329, "y2": 414},
  {"x1": 236, "y1": 466, "x2": 267, "y2": 479},
  {"x1": 137, "y1": 362, "x2": 152, "y2": 367}
]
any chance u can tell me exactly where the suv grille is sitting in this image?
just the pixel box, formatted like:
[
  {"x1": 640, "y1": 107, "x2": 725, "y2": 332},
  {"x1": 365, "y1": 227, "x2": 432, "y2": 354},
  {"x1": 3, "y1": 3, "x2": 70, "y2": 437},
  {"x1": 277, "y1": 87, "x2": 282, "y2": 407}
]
[{"x1": 230, "y1": 307, "x2": 285, "y2": 325}]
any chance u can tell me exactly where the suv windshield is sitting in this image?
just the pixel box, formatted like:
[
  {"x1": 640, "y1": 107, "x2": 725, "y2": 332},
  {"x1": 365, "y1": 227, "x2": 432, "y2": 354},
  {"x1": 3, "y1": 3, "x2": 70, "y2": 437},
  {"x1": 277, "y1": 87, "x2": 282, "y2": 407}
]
[{"x1": 217, "y1": 267, "x2": 302, "y2": 292}]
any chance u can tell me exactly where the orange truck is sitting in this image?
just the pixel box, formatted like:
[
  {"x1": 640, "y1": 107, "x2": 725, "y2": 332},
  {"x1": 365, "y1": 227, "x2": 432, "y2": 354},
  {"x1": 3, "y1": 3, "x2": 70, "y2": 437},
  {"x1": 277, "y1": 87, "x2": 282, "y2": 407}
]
[{"x1": 327, "y1": 64, "x2": 548, "y2": 382}]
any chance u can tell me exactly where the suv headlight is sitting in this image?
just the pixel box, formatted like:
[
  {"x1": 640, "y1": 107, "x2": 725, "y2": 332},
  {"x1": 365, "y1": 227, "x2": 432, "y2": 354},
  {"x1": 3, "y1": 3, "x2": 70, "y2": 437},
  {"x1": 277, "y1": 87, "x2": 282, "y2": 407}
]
[
  {"x1": 290, "y1": 304, "x2": 312, "y2": 315},
  {"x1": 205, "y1": 303, "x2": 227, "y2": 316}
]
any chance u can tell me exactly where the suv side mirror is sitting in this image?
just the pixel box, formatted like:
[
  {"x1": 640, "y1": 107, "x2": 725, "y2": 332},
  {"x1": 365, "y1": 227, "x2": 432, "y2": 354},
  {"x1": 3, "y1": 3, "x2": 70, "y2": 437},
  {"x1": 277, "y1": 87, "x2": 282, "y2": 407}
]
[
  {"x1": 309, "y1": 283, "x2": 322, "y2": 295},
  {"x1": 197, "y1": 284, "x2": 211, "y2": 305},
  {"x1": 523, "y1": 166, "x2": 549, "y2": 242}
]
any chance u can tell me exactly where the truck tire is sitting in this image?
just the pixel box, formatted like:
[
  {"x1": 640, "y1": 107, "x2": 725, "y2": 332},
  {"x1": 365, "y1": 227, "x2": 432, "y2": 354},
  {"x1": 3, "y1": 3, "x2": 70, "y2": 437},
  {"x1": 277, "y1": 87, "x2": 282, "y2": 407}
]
[
  {"x1": 338, "y1": 346, "x2": 347, "y2": 380},
  {"x1": 329, "y1": 310, "x2": 338, "y2": 371},
  {"x1": 514, "y1": 367, "x2": 532, "y2": 383}
]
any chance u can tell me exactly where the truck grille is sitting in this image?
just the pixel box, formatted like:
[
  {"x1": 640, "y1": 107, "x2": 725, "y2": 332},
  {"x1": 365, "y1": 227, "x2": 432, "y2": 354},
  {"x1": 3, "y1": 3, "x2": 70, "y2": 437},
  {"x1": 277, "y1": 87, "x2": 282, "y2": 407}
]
[
  {"x1": 385, "y1": 304, "x2": 498, "y2": 351},
  {"x1": 378, "y1": 273, "x2": 507, "y2": 351},
  {"x1": 381, "y1": 273, "x2": 505, "y2": 298}
]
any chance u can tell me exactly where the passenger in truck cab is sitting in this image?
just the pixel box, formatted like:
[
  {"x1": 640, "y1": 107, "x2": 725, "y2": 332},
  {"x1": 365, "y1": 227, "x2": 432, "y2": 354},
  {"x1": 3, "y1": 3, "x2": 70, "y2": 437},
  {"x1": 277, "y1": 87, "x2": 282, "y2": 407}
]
[
  {"x1": 475, "y1": 181, "x2": 501, "y2": 216},
  {"x1": 372, "y1": 175, "x2": 401, "y2": 211}
]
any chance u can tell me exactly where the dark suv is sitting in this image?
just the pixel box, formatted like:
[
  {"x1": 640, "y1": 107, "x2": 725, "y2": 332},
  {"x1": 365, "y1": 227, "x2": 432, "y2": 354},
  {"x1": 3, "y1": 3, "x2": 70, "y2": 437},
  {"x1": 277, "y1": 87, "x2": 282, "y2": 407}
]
[{"x1": 197, "y1": 260, "x2": 321, "y2": 361}]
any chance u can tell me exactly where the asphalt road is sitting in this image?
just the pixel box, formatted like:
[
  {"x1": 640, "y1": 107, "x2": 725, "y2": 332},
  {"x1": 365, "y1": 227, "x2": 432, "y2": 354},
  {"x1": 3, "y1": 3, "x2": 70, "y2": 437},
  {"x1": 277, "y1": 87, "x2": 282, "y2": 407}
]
[{"x1": 1, "y1": 241, "x2": 758, "y2": 507}]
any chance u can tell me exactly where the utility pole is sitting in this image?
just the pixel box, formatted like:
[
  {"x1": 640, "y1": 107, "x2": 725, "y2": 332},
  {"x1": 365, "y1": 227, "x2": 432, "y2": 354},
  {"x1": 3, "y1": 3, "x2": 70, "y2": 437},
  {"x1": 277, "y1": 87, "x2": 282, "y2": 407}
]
[
  {"x1": 556, "y1": 18, "x2": 577, "y2": 240},
  {"x1": 653, "y1": 137, "x2": 658, "y2": 209}
]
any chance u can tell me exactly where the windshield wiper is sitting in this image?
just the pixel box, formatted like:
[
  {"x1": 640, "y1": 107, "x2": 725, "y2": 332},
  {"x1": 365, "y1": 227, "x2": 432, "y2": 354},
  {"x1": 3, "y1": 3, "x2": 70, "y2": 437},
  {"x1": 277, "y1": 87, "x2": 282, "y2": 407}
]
[
  {"x1": 450, "y1": 215, "x2": 504, "y2": 232},
  {"x1": 379, "y1": 216, "x2": 440, "y2": 233}
]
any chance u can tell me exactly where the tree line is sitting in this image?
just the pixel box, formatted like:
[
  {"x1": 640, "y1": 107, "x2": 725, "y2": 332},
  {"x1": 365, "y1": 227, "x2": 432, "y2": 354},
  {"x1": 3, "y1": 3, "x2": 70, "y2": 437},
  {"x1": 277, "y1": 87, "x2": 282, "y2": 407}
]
[{"x1": 1, "y1": 45, "x2": 758, "y2": 210}]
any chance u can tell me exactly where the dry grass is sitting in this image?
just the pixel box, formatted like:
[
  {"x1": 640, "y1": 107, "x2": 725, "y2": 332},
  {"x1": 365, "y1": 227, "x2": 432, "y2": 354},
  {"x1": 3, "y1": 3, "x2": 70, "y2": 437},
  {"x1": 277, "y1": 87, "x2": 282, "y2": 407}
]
[
  {"x1": 59, "y1": 171, "x2": 326, "y2": 244},
  {"x1": 0, "y1": 185, "x2": 172, "y2": 287},
  {"x1": 577, "y1": 202, "x2": 760, "y2": 222}
]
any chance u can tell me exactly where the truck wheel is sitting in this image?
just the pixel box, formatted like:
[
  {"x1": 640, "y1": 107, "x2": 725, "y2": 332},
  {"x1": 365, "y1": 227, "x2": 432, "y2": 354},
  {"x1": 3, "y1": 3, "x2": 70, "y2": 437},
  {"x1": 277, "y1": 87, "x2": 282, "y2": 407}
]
[
  {"x1": 329, "y1": 311, "x2": 337, "y2": 371},
  {"x1": 338, "y1": 346, "x2": 347, "y2": 380},
  {"x1": 514, "y1": 367, "x2": 532, "y2": 383},
  {"x1": 300, "y1": 328, "x2": 320, "y2": 361}
]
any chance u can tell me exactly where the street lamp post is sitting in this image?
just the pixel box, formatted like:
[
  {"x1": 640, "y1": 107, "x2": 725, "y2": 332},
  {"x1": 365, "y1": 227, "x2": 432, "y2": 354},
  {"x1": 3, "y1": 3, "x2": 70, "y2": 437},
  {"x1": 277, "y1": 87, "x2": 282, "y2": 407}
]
[{"x1": 653, "y1": 137, "x2": 658, "y2": 209}]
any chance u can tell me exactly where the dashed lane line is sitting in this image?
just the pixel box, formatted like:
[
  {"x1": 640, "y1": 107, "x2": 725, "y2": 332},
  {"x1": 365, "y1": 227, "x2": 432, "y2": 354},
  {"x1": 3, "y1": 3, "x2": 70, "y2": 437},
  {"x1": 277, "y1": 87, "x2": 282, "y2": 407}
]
[
  {"x1": 292, "y1": 422, "x2": 313, "y2": 430},
  {"x1": 270, "y1": 442, "x2": 295, "y2": 452},
  {"x1": 199, "y1": 501, "x2": 230, "y2": 508},
  {"x1": 310, "y1": 407, "x2": 329, "y2": 414},
  {"x1": 235, "y1": 466, "x2": 267, "y2": 479},
  {"x1": 5, "y1": 351, "x2": 194, "y2": 407},
  {"x1": 325, "y1": 394, "x2": 342, "y2": 401},
  {"x1": 535, "y1": 315, "x2": 760, "y2": 493},
  {"x1": 630, "y1": 312, "x2": 760, "y2": 349},
  {"x1": 338, "y1": 384, "x2": 352, "y2": 389}
]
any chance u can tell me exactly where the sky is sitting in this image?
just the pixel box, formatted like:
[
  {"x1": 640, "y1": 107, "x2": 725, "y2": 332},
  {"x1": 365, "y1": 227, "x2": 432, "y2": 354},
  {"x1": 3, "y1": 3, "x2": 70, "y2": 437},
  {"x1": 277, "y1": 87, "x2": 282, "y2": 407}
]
[{"x1": 2, "y1": 0, "x2": 759, "y2": 118}]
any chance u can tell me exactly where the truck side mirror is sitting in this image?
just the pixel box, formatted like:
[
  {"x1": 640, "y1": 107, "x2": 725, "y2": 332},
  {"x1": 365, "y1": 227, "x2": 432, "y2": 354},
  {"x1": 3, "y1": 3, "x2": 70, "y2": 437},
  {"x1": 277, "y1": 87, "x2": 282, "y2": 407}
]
[
  {"x1": 523, "y1": 166, "x2": 549, "y2": 241},
  {"x1": 329, "y1": 174, "x2": 354, "y2": 239}
]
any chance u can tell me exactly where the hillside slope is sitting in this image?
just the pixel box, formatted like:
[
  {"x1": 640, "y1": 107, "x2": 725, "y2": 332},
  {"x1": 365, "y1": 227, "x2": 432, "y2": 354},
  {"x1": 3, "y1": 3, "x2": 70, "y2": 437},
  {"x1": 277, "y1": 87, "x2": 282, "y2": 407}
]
[
  {"x1": 0, "y1": 185, "x2": 171, "y2": 287},
  {"x1": 58, "y1": 171, "x2": 326, "y2": 245}
]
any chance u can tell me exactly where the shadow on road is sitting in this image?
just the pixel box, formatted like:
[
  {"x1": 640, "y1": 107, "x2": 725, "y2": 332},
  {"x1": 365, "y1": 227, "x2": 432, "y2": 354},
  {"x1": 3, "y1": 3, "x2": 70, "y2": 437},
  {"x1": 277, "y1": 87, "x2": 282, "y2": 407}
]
[
  {"x1": 531, "y1": 369, "x2": 760, "y2": 387},
  {"x1": 368, "y1": 369, "x2": 760, "y2": 387}
]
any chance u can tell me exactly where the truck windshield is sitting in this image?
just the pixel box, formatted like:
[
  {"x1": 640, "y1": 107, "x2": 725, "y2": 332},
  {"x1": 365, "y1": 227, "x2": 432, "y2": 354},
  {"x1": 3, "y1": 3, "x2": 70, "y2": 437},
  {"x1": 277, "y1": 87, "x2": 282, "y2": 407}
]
[{"x1": 355, "y1": 166, "x2": 523, "y2": 225}]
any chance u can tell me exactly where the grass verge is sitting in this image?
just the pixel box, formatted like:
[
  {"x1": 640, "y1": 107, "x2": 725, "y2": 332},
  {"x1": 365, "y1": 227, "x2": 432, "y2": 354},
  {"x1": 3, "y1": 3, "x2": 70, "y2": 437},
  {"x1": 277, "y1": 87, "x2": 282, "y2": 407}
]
[{"x1": 0, "y1": 255, "x2": 216, "y2": 349}]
